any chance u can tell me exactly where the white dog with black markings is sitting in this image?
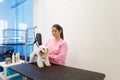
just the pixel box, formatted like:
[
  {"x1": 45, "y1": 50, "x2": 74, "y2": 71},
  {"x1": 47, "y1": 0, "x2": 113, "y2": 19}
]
[{"x1": 30, "y1": 45, "x2": 51, "y2": 68}]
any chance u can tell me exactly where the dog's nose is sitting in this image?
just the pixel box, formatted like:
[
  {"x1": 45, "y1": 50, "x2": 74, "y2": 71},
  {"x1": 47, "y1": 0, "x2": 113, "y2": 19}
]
[{"x1": 40, "y1": 51, "x2": 42, "y2": 53}]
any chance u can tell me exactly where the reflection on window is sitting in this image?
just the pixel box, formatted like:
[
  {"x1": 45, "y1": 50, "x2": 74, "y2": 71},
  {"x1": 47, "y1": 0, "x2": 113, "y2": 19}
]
[
  {"x1": 0, "y1": 19, "x2": 8, "y2": 44},
  {"x1": 18, "y1": 23, "x2": 27, "y2": 43},
  {"x1": 0, "y1": 0, "x2": 4, "y2": 3}
]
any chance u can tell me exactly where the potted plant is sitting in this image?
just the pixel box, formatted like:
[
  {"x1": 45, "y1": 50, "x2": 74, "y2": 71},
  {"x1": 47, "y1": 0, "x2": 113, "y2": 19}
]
[{"x1": 5, "y1": 57, "x2": 11, "y2": 64}]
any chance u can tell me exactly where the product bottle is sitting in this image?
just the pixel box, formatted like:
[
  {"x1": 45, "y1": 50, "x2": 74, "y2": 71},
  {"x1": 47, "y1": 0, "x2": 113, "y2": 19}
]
[
  {"x1": 12, "y1": 53, "x2": 15, "y2": 63},
  {"x1": 17, "y1": 52, "x2": 20, "y2": 62},
  {"x1": 16, "y1": 52, "x2": 20, "y2": 63}
]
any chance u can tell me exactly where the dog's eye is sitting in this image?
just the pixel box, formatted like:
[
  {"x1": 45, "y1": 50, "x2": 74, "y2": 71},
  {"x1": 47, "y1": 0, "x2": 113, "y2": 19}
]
[{"x1": 43, "y1": 48, "x2": 45, "y2": 50}]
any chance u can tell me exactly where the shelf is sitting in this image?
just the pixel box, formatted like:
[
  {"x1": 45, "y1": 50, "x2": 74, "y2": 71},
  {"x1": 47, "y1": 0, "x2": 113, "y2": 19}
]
[
  {"x1": 0, "y1": 60, "x2": 24, "y2": 80},
  {"x1": 0, "y1": 72, "x2": 20, "y2": 80}
]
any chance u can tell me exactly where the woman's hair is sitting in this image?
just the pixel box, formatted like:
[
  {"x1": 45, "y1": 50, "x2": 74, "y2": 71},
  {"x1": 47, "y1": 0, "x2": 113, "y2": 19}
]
[{"x1": 52, "y1": 24, "x2": 64, "y2": 40}]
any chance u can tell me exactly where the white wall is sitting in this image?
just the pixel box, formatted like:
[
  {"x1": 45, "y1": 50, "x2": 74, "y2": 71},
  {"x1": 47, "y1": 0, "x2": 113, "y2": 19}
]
[{"x1": 34, "y1": 0, "x2": 120, "y2": 80}]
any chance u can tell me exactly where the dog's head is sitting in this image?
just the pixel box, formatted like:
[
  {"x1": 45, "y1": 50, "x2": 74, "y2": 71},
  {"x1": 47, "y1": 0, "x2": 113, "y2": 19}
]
[{"x1": 38, "y1": 45, "x2": 49, "y2": 56}]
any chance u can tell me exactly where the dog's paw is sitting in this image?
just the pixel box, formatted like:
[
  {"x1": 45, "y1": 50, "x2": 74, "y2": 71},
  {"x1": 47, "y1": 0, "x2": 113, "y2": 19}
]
[
  {"x1": 38, "y1": 64, "x2": 44, "y2": 68},
  {"x1": 39, "y1": 66, "x2": 44, "y2": 68},
  {"x1": 45, "y1": 63, "x2": 51, "y2": 67}
]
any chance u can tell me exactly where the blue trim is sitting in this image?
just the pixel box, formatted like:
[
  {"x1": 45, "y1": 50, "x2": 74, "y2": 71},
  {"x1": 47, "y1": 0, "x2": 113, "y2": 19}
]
[{"x1": 11, "y1": 0, "x2": 27, "y2": 8}]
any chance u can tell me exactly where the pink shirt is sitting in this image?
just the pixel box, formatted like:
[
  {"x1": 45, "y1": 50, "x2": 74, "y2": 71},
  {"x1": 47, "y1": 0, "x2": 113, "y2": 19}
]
[{"x1": 45, "y1": 39, "x2": 68, "y2": 65}]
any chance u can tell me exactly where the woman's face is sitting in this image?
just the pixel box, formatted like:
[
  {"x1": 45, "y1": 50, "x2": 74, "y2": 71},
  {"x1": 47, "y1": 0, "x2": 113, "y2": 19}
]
[{"x1": 52, "y1": 27, "x2": 61, "y2": 39}]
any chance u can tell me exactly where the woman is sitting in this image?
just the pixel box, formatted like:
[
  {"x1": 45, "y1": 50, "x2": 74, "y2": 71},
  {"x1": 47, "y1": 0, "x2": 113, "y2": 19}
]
[{"x1": 45, "y1": 24, "x2": 68, "y2": 65}]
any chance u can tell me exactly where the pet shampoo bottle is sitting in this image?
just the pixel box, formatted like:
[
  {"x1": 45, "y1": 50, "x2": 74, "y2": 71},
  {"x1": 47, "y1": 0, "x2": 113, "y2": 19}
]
[
  {"x1": 12, "y1": 53, "x2": 15, "y2": 63},
  {"x1": 16, "y1": 52, "x2": 20, "y2": 63}
]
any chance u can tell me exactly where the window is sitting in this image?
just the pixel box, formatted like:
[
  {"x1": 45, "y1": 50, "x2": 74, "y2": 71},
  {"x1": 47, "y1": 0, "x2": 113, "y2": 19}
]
[{"x1": 0, "y1": 0, "x2": 33, "y2": 58}]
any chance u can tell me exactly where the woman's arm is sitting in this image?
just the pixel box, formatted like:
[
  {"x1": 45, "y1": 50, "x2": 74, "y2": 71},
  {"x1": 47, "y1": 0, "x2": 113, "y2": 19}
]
[{"x1": 49, "y1": 41, "x2": 68, "y2": 65}]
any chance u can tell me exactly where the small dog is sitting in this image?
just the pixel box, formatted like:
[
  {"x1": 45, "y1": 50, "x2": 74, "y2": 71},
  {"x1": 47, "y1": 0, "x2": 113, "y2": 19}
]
[{"x1": 30, "y1": 45, "x2": 51, "y2": 68}]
